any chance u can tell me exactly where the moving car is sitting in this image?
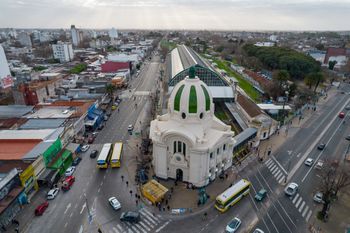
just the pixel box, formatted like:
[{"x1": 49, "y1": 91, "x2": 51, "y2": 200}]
[
  {"x1": 47, "y1": 188, "x2": 59, "y2": 200},
  {"x1": 90, "y1": 150, "x2": 98, "y2": 158},
  {"x1": 254, "y1": 189, "x2": 267, "y2": 202},
  {"x1": 284, "y1": 182, "x2": 298, "y2": 196},
  {"x1": 128, "y1": 124, "x2": 134, "y2": 131},
  {"x1": 304, "y1": 158, "x2": 314, "y2": 166},
  {"x1": 225, "y1": 217, "x2": 241, "y2": 233},
  {"x1": 313, "y1": 192, "x2": 324, "y2": 203},
  {"x1": 315, "y1": 160, "x2": 324, "y2": 170},
  {"x1": 81, "y1": 145, "x2": 90, "y2": 152},
  {"x1": 35, "y1": 202, "x2": 49, "y2": 216},
  {"x1": 339, "y1": 112, "x2": 345, "y2": 118},
  {"x1": 65, "y1": 166, "x2": 76, "y2": 177},
  {"x1": 345, "y1": 105, "x2": 350, "y2": 110},
  {"x1": 108, "y1": 197, "x2": 121, "y2": 210},
  {"x1": 72, "y1": 157, "x2": 82, "y2": 166},
  {"x1": 62, "y1": 176, "x2": 75, "y2": 191},
  {"x1": 120, "y1": 211, "x2": 140, "y2": 223},
  {"x1": 317, "y1": 143, "x2": 326, "y2": 150},
  {"x1": 345, "y1": 135, "x2": 350, "y2": 141}
]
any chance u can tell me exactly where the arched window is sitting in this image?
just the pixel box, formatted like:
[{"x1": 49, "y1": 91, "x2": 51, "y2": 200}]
[{"x1": 173, "y1": 140, "x2": 187, "y2": 156}]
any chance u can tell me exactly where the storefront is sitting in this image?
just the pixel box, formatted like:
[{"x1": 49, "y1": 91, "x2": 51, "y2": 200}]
[{"x1": 19, "y1": 165, "x2": 39, "y2": 198}]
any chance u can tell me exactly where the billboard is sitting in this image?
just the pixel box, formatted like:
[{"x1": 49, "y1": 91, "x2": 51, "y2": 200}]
[{"x1": 1, "y1": 75, "x2": 14, "y2": 88}]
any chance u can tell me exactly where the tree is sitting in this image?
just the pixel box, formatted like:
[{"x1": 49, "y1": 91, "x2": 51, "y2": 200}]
[
  {"x1": 304, "y1": 72, "x2": 324, "y2": 92},
  {"x1": 328, "y1": 60, "x2": 337, "y2": 70},
  {"x1": 105, "y1": 84, "x2": 115, "y2": 97},
  {"x1": 317, "y1": 161, "x2": 350, "y2": 221},
  {"x1": 272, "y1": 70, "x2": 290, "y2": 87}
]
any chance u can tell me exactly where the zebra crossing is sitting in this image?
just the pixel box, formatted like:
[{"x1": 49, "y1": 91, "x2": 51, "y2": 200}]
[
  {"x1": 264, "y1": 158, "x2": 287, "y2": 184},
  {"x1": 291, "y1": 193, "x2": 313, "y2": 222},
  {"x1": 106, "y1": 208, "x2": 170, "y2": 233}
]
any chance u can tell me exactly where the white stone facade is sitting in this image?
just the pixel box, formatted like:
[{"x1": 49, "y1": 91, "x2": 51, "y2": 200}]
[{"x1": 150, "y1": 70, "x2": 235, "y2": 187}]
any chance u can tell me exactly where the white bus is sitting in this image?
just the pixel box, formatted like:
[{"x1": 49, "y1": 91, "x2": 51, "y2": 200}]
[
  {"x1": 215, "y1": 179, "x2": 251, "y2": 212},
  {"x1": 97, "y1": 143, "x2": 112, "y2": 169}
]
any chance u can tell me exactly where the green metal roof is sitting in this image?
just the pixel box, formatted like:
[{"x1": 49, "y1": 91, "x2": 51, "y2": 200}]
[
  {"x1": 201, "y1": 85, "x2": 210, "y2": 111},
  {"x1": 189, "y1": 86, "x2": 197, "y2": 113},
  {"x1": 174, "y1": 84, "x2": 185, "y2": 111}
]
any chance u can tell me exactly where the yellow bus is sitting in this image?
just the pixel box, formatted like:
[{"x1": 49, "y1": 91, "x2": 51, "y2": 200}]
[
  {"x1": 215, "y1": 179, "x2": 251, "y2": 212},
  {"x1": 97, "y1": 143, "x2": 112, "y2": 169},
  {"x1": 110, "y1": 142, "x2": 123, "y2": 168}
]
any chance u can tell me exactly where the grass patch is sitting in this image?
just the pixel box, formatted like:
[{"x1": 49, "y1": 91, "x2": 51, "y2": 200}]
[
  {"x1": 212, "y1": 58, "x2": 261, "y2": 102},
  {"x1": 160, "y1": 39, "x2": 176, "y2": 51},
  {"x1": 69, "y1": 63, "x2": 87, "y2": 74},
  {"x1": 214, "y1": 104, "x2": 229, "y2": 121}
]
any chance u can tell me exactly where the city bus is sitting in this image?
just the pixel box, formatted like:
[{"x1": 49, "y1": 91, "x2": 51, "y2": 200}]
[
  {"x1": 215, "y1": 179, "x2": 251, "y2": 212},
  {"x1": 110, "y1": 142, "x2": 123, "y2": 168},
  {"x1": 97, "y1": 143, "x2": 112, "y2": 169}
]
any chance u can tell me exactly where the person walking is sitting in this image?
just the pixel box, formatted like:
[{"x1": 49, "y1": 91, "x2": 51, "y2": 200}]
[
  {"x1": 121, "y1": 175, "x2": 124, "y2": 181},
  {"x1": 126, "y1": 181, "x2": 129, "y2": 187}
]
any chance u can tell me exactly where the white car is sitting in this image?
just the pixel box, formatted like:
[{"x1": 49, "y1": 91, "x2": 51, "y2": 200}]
[
  {"x1": 128, "y1": 124, "x2": 134, "y2": 131},
  {"x1": 65, "y1": 166, "x2": 76, "y2": 177},
  {"x1": 47, "y1": 188, "x2": 59, "y2": 200},
  {"x1": 284, "y1": 182, "x2": 298, "y2": 196},
  {"x1": 81, "y1": 145, "x2": 90, "y2": 152},
  {"x1": 253, "y1": 229, "x2": 265, "y2": 233},
  {"x1": 108, "y1": 197, "x2": 121, "y2": 210},
  {"x1": 226, "y1": 217, "x2": 241, "y2": 233},
  {"x1": 313, "y1": 192, "x2": 324, "y2": 203},
  {"x1": 304, "y1": 158, "x2": 314, "y2": 166},
  {"x1": 315, "y1": 160, "x2": 324, "y2": 170}
]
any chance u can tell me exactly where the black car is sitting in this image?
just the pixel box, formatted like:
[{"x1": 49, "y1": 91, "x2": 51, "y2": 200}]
[
  {"x1": 72, "y1": 157, "x2": 82, "y2": 166},
  {"x1": 90, "y1": 150, "x2": 98, "y2": 158},
  {"x1": 317, "y1": 143, "x2": 326, "y2": 150},
  {"x1": 120, "y1": 211, "x2": 140, "y2": 223}
]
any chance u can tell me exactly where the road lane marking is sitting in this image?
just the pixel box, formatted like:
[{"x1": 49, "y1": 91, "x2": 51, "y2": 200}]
[
  {"x1": 69, "y1": 212, "x2": 73, "y2": 218},
  {"x1": 270, "y1": 164, "x2": 277, "y2": 172},
  {"x1": 302, "y1": 206, "x2": 309, "y2": 217},
  {"x1": 292, "y1": 193, "x2": 299, "y2": 204},
  {"x1": 265, "y1": 158, "x2": 272, "y2": 165},
  {"x1": 64, "y1": 203, "x2": 72, "y2": 214},
  {"x1": 138, "y1": 221, "x2": 151, "y2": 231},
  {"x1": 134, "y1": 223, "x2": 147, "y2": 233},
  {"x1": 142, "y1": 208, "x2": 161, "y2": 222},
  {"x1": 306, "y1": 210, "x2": 313, "y2": 222},
  {"x1": 112, "y1": 227, "x2": 120, "y2": 233},
  {"x1": 79, "y1": 225, "x2": 83, "y2": 233},
  {"x1": 296, "y1": 153, "x2": 301, "y2": 158},
  {"x1": 98, "y1": 188, "x2": 101, "y2": 193},
  {"x1": 295, "y1": 197, "x2": 302, "y2": 208},
  {"x1": 298, "y1": 201, "x2": 305, "y2": 212},
  {"x1": 271, "y1": 155, "x2": 288, "y2": 174},
  {"x1": 130, "y1": 225, "x2": 140, "y2": 233},
  {"x1": 80, "y1": 203, "x2": 86, "y2": 214},
  {"x1": 273, "y1": 169, "x2": 281, "y2": 176},
  {"x1": 155, "y1": 220, "x2": 171, "y2": 233},
  {"x1": 74, "y1": 203, "x2": 78, "y2": 209},
  {"x1": 116, "y1": 225, "x2": 123, "y2": 232},
  {"x1": 278, "y1": 175, "x2": 285, "y2": 183},
  {"x1": 276, "y1": 172, "x2": 283, "y2": 180},
  {"x1": 64, "y1": 222, "x2": 68, "y2": 228},
  {"x1": 139, "y1": 211, "x2": 157, "y2": 225},
  {"x1": 104, "y1": 174, "x2": 106, "y2": 179},
  {"x1": 100, "y1": 181, "x2": 104, "y2": 186}
]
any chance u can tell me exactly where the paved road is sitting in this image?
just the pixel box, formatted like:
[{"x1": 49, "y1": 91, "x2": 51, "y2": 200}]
[{"x1": 26, "y1": 54, "x2": 165, "y2": 233}]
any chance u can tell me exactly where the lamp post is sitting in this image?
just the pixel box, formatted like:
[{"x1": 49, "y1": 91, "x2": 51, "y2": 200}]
[{"x1": 281, "y1": 89, "x2": 289, "y2": 126}]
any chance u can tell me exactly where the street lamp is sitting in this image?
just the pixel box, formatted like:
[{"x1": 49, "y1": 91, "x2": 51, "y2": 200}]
[{"x1": 281, "y1": 88, "x2": 289, "y2": 126}]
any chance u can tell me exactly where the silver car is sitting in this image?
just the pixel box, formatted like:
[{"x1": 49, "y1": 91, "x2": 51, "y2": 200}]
[{"x1": 284, "y1": 182, "x2": 298, "y2": 196}]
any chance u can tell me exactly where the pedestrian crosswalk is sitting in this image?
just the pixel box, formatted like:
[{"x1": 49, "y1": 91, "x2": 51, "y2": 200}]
[
  {"x1": 107, "y1": 208, "x2": 170, "y2": 233},
  {"x1": 290, "y1": 193, "x2": 313, "y2": 222},
  {"x1": 264, "y1": 158, "x2": 286, "y2": 184}
]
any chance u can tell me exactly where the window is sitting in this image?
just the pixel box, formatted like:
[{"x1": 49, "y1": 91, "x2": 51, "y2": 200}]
[
  {"x1": 223, "y1": 144, "x2": 226, "y2": 151},
  {"x1": 210, "y1": 152, "x2": 213, "y2": 159},
  {"x1": 174, "y1": 141, "x2": 186, "y2": 156},
  {"x1": 173, "y1": 141, "x2": 176, "y2": 154},
  {"x1": 178, "y1": 141, "x2": 182, "y2": 153},
  {"x1": 183, "y1": 144, "x2": 186, "y2": 156},
  {"x1": 217, "y1": 148, "x2": 220, "y2": 155}
]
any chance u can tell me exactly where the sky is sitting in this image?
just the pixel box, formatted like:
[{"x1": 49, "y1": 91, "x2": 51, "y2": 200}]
[{"x1": 0, "y1": 0, "x2": 350, "y2": 30}]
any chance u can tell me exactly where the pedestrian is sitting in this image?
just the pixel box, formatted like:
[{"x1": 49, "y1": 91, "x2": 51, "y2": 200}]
[
  {"x1": 136, "y1": 200, "x2": 138, "y2": 205},
  {"x1": 126, "y1": 181, "x2": 129, "y2": 187},
  {"x1": 165, "y1": 200, "x2": 168, "y2": 205},
  {"x1": 135, "y1": 193, "x2": 138, "y2": 199},
  {"x1": 167, "y1": 205, "x2": 170, "y2": 211},
  {"x1": 163, "y1": 207, "x2": 165, "y2": 211},
  {"x1": 130, "y1": 190, "x2": 133, "y2": 196},
  {"x1": 121, "y1": 175, "x2": 124, "y2": 181}
]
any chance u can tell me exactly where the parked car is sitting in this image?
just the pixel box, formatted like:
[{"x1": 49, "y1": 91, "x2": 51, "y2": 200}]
[
  {"x1": 62, "y1": 176, "x2": 75, "y2": 191},
  {"x1": 254, "y1": 189, "x2": 267, "y2": 202},
  {"x1": 88, "y1": 136, "x2": 95, "y2": 144},
  {"x1": 313, "y1": 192, "x2": 324, "y2": 203},
  {"x1": 284, "y1": 182, "x2": 298, "y2": 196},
  {"x1": 253, "y1": 229, "x2": 265, "y2": 233},
  {"x1": 47, "y1": 188, "x2": 59, "y2": 200},
  {"x1": 128, "y1": 124, "x2": 134, "y2": 131},
  {"x1": 339, "y1": 112, "x2": 345, "y2": 118},
  {"x1": 315, "y1": 160, "x2": 324, "y2": 170},
  {"x1": 81, "y1": 145, "x2": 90, "y2": 152},
  {"x1": 304, "y1": 158, "x2": 314, "y2": 166},
  {"x1": 90, "y1": 150, "x2": 98, "y2": 158},
  {"x1": 65, "y1": 166, "x2": 76, "y2": 177},
  {"x1": 72, "y1": 157, "x2": 82, "y2": 166},
  {"x1": 120, "y1": 211, "x2": 140, "y2": 223},
  {"x1": 35, "y1": 202, "x2": 49, "y2": 216},
  {"x1": 108, "y1": 197, "x2": 121, "y2": 210},
  {"x1": 317, "y1": 143, "x2": 326, "y2": 150},
  {"x1": 225, "y1": 217, "x2": 241, "y2": 233}
]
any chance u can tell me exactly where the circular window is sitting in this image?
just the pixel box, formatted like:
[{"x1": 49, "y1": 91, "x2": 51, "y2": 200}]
[
  {"x1": 199, "y1": 113, "x2": 203, "y2": 119},
  {"x1": 176, "y1": 156, "x2": 181, "y2": 161},
  {"x1": 182, "y1": 113, "x2": 186, "y2": 119}
]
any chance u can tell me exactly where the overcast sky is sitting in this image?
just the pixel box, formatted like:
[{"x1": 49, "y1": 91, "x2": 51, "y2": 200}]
[{"x1": 0, "y1": 0, "x2": 349, "y2": 30}]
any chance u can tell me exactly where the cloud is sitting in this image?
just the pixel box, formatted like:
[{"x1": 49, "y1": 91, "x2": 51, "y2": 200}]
[{"x1": 0, "y1": 0, "x2": 349, "y2": 30}]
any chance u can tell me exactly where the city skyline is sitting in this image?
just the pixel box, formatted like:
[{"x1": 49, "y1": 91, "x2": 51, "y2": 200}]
[{"x1": 1, "y1": 0, "x2": 350, "y2": 30}]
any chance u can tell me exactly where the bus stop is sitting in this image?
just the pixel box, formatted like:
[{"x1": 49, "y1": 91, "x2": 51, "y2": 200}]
[{"x1": 141, "y1": 180, "x2": 168, "y2": 204}]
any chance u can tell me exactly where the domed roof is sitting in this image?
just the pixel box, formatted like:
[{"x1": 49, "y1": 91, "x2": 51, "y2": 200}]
[{"x1": 168, "y1": 66, "x2": 214, "y2": 120}]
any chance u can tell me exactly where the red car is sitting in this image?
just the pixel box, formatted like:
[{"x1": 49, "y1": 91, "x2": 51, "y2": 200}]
[
  {"x1": 88, "y1": 136, "x2": 94, "y2": 144},
  {"x1": 339, "y1": 112, "x2": 345, "y2": 118},
  {"x1": 62, "y1": 176, "x2": 75, "y2": 191},
  {"x1": 35, "y1": 201, "x2": 49, "y2": 216}
]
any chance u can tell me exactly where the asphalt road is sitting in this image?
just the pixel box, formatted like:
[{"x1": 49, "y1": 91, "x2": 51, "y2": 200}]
[{"x1": 26, "y1": 53, "x2": 165, "y2": 233}]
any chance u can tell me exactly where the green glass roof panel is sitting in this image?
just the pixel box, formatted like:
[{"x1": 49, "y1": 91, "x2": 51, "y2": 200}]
[{"x1": 174, "y1": 84, "x2": 185, "y2": 111}]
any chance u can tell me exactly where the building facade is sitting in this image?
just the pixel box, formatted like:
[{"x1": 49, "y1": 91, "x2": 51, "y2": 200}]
[
  {"x1": 0, "y1": 45, "x2": 13, "y2": 89},
  {"x1": 52, "y1": 42, "x2": 74, "y2": 63},
  {"x1": 70, "y1": 25, "x2": 81, "y2": 47},
  {"x1": 150, "y1": 67, "x2": 235, "y2": 187}
]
